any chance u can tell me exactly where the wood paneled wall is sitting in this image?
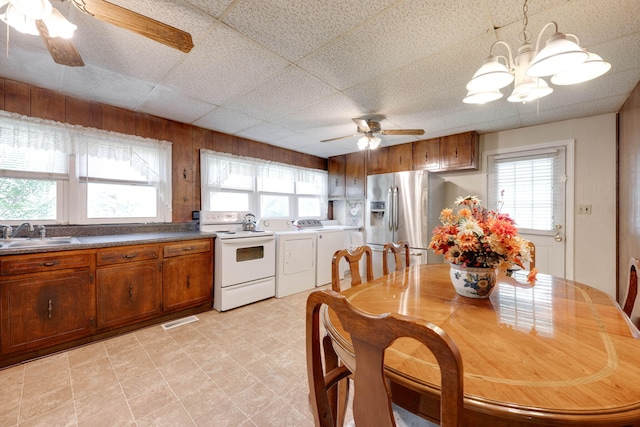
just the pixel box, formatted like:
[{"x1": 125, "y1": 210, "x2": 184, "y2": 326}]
[
  {"x1": 0, "y1": 78, "x2": 327, "y2": 223},
  {"x1": 617, "y1": 80, "x2": 640, "y2": 302}
]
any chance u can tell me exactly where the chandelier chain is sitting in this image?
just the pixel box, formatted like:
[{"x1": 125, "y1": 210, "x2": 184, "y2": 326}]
[{"x1": 519, "y1": 0, "x2": 531, "y2": 44}]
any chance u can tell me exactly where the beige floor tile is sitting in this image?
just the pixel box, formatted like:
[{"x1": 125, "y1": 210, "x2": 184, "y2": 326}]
[
  {"x1": 109, "y1": 346, "x2": 155, "y2": 380},
  {"x1": 119, "y1": 368, "x2": 166, "y2": 400},
  {"x1": 74, "y1": 383, "x2": 127, "y2": 421},
  {"x1": 70, "y1": 356, "x2": 119, "y2": 400},
  {"x1": 250, "y1": 398, "x2": 312, "y2": 426},
  {"x1": 192, "y1": 397, "x2": 249, "y2": 426},
  {"x1": 232, "y1": 382, "x2": 280, "y2": 418},
  {"x1": 22, "y1": 355, "x2": 71, "y2": 400},
  {"x1": 158, "y1": 355, "x2": 200, "y2": 382},
  {"x1": 18, "y1": 402, "x2": 76, "y2": 427},
  {"x1": 166, "y1": 368, "x2": 216, "y2": 400},
  {"x1": 136, "y1": 401, "x2": 192, "y2": 427},
  {"x1": 77, "y1": 402, "x2": 136, "y2": 427},
  {"x1": 127, "y1": 380, "x2": 178, "y2": 420},
  {"x1": 0, "y1": 404, "x2": 19, "y2": 427},
  {"x1": 67, "y1": 342, "x2": 109, "y2": 368},
  {"x1": 214, "y1": 367, "x2": 260, "y2": 398},
  {"x1": 19, "y1": 385, "x2": 73, "y2": 423},
  {"x1": 143, "y1": 336, "x2": 188, "y2": 367},
  {"x1": 179, "y1": 382, "x2": 228, "y2": 421}
]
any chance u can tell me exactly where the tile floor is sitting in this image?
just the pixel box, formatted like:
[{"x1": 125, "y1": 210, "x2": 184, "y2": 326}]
[{"x1": 0, "y1": 285, "x2": 338, "y2": 427}]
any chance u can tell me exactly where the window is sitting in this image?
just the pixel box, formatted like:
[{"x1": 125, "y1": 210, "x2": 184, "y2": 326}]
[
  {"x1": 487, "y1": 147, "x2": 566, "y2": 234},
  {"x1": 200, "y1": 149, "x2": 327, "y2": 218},
  {"x1": 0, "y1": 111, "x2": 172, "y2": 224}
]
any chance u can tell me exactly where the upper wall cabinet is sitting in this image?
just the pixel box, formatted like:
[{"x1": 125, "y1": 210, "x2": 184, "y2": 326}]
[
  {"x1": 412, "y1": 131, "x2": 479, "y2": 172},
  {"x1": 369, "y1": 143, "x2": 412, "y2": 175},
  {"x1": 328, "y1": 155, "x2": 346, "y2": 199},
  {"x1": 345, "y1": 151, "x2": 366, "y2": 198},
  {"x1": 439, "y1": 131, "x2": 479, "y2": 171}
]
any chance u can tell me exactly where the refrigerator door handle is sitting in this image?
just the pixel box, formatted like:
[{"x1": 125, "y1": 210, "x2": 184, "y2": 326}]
[
  {"x1": 393, "y1": 186, "x2": 399, "y2": 232},
  {"x1": 387, "y1": 186, "x2": 394, "y2": 232}
]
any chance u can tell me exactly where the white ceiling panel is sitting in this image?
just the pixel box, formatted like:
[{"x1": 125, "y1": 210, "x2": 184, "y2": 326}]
[{"x1": 0, "y1": 0, "x2": 636, "y2": 158}]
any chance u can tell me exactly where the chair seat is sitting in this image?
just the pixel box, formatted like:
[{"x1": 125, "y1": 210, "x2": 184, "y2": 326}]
[{"x1": 346, "y1": 404, "x2": 438, "y2": 426}]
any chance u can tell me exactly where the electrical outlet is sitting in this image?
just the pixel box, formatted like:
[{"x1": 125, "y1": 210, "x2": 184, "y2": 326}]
[{"x1": 578, "y1": 204, "x2": 592, "y2": 214}]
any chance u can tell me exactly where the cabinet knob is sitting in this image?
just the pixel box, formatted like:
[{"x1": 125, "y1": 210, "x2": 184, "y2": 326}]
[
  {"x1": 48, "y1": 299, "x2": 53, "y2": 319},
  {"x1": 129, "y1": 284, "x2": 134, "y2": 300}
]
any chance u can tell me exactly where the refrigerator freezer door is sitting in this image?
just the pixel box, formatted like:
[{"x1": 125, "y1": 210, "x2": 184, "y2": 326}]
[
  {"x1": 365, "y1": 173, "x2": 394, "y2": 246},
  {"x1": 394, "y1": 170, "x2": 429, "y2": 249}
]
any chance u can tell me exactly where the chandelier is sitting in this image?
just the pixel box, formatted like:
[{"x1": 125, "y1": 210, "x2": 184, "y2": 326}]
[
  {"x1": 463, "y1": 0, "x2": 610, "y2": 105},
  {"x1": 0, "y1": 0, "x2": 77, "y2": 39}
]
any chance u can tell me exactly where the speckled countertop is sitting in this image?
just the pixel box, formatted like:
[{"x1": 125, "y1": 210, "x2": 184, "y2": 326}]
[{"x1": 0, "y1": 223, "x2": 217, "y2": 256}]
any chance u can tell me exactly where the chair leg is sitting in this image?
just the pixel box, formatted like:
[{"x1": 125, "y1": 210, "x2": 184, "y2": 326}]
[{"x1": 322, "y1": 334, "x2": 350, "y2": 426}]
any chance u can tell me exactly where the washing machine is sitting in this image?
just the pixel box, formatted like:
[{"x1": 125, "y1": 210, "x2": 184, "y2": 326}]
[
  {"x1": 259, "y1": 219, "x2": 318, "y2": 298},
  {"x1": 294, "y1": 219, "x2": 347, "y2": 287}
]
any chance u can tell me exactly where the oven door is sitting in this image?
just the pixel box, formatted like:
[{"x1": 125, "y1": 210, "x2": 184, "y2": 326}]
[{"x1": 215, "y1": 235, "x2": 276, "y2": 287}]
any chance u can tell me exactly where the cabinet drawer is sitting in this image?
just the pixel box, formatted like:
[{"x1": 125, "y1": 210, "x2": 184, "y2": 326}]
[
  {"x1": 1, "y1": 251, "x2": 93, "y2": 276},
  {"x1": 97, "y1": 245, "x2": 160, "y2": 266},
  {"x1": 163, "y1": 239, "x2": 211, "y2": 258}
]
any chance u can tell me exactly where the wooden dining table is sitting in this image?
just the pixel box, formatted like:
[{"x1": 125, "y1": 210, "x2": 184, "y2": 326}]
[{"x1": 323, "y1": 263, "x2": 640, "y2": 426}]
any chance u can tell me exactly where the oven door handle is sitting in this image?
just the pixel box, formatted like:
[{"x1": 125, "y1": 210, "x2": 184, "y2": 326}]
[{"x1": 219, "y1": 236, "x2": 274, "y2": 246}]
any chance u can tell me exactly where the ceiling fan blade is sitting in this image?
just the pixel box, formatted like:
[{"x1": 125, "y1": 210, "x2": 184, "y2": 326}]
[
  {"x1": 381, "y1": 129, "x2": 425, "y2": 136},
  {"x1": 321, "y1": 134, "x2": 358, "y2": 143},
  {"x1": 71, "y1": 0, "x2": 194, "y2": 53},
  {"x1": 352, "y1": 118, "x2": 370, "y2": 132},
  {"x1": 36, "y1": 20, "x2": 85, "y2": 67}
]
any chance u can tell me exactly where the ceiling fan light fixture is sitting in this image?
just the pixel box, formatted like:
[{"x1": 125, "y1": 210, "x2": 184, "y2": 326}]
[
  {"x1": 2, "y1": 4, "x2": 39, "y2": 35},
  {"x1": 550, "y1": 50, "x2": 611, "y2": 85},
  {"x1": 11, "y1": 0, "x2": 52, "y2": 20},
  {"x1": 42, "y1": 8, "x2": 76, "y2": 39},
  {"x1": 368, "y1": 136, "x2": 381, "y2": 150},
  {"x1": 357, "y1": 136, "x2": 369, "y2": 150}
]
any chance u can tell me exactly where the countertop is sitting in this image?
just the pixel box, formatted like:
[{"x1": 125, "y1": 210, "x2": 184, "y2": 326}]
[{"x1": 0, "y1": 231, "x2": 217, "y2": 256}]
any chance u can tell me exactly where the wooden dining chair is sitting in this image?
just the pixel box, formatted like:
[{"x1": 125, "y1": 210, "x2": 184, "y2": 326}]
[
  {"x1": 306, "y1": 289, "x2": 464, "y2": 427},
  {"x1": 526, "y1": 240, "x2": 536, "y2": 270},
  {"x1": 331, "y1": 245, "x2": 374, "y2": 292},
  {"x1": 622, "y1": 257, "x2": 640, "y2": 327},
  {"x1": 382, "y1": 241, "x2": 410, "y2": 275}
]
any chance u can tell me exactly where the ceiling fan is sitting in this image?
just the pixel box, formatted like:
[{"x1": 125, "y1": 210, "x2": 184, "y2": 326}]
[
  {"x1": 321, "y1": 116, "x2": 425, "y2": 150},
  {"x1": 0, "y1": 0, "x2": 194, "y2": 67}
]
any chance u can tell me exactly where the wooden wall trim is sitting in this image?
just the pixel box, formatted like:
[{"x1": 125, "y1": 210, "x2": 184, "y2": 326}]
[{"x1": 0, "y1": 77, "x2": 327, "y2": 222}]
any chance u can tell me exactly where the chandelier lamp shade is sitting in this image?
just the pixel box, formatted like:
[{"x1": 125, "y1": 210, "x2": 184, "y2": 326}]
[
  {"x1": 0, "y1": 0, "x2": 77, "y2": 39},
  {"x1": 464, "y1": 20, "x2": 610, "y2": 105}
]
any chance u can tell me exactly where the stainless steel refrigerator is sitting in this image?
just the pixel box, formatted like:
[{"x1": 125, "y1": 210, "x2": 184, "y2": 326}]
[{"x1": 365, "y1": 170, "x2": 444, "y2": 277}]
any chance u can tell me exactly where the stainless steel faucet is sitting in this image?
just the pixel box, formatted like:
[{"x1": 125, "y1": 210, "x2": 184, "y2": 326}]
[
  {"x1": 0, "y1": 224, "x2": 12, "y2": 239},
  {"x1": 9, "y1": 222, "x2": 34, "y2": 238}
]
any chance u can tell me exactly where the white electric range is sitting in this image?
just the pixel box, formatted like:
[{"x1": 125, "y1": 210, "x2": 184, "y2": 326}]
[{"x1": 200, "y1": 211, "x2": 276, "y2": 311}]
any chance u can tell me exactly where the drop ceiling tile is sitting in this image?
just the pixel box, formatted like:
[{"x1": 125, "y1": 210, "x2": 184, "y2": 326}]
[
  {"x1": 0, "y1": 47, "x2": 65, "y2": 91},
  {"x1": 61, "y1": 66, "x2": 155, "y2": 110},
  {"x1": 222, "y1": 0, "x2": 396, "y2": 61},
  {"x1": 184, "y1": 0, "x2": 237, "y2": 18},
  {"x1": 223, "y1": 65, "x2": 338, "y2": 121},
  {"x1": 297, "y1": 0, "x2": 489, "y2": 90},
  {"x1": 165, "y1": 24, "x2": 290, "y2": 105},
  {"x1": 193, "y1": 107, "x2": 262, "y2": 134},
  {"x1": 274, "y1": 93, "x2": 371, "y2": 130},
  {"x1": 138, "y1": 85, "x2": 217, "y2": 123},
  {"x1": 236, "y1": 122, "x2": 296, "y2": 143}
]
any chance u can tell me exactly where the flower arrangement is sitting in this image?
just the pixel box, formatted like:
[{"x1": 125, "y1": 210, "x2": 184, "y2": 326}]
[{"x1": 429, "y1": 195, "x2": 533, "y2": 271}]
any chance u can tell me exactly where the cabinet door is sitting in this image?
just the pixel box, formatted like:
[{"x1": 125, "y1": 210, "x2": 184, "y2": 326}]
[
  {"x1": 96, "y1": 261, "x2": 162, "y2": 330},
  {"x1": 388, "y1": 143, "x2": 412, "y2": 172},
  {"x1": 368, "y1": 147, "x2": 389, "y2": 175},
  {"x1": 439, "y1": 131, "x2": 479, "y2": 170},
  {"x1": 328, "y1": 155, "x2": 346, "y2": 198},
  {"x1": 1, "y1": 271, "x2": 95, "y2": 354},
  {"x1": 163, "y1": 253, "x2": 213, "y2": 312},
  {"x1": 412, "y1": 138, "x2": 440, "y2": 170},
  {"x1": 345, "y1": 151, "x2": 366, "y2": 198}
]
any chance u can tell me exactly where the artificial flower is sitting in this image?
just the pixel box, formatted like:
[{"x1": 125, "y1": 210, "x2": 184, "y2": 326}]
[{"x1": 429, "y1": 196, "x2": 532, "y2": 269}]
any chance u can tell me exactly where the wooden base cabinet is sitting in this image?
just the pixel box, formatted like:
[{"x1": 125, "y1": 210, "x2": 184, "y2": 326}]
[
  {"x1": 96, "y1": 260, "x2": 162, "y2": 330},
  {"x1": 163, "y1": 239, "x2": 213, "y2": 312},
  {"x1": 1, "y1": 271, "x2": 95, "y2": 355},
  {"x1": 0, "y1": 251, "x2": 95, "y2": 355}
]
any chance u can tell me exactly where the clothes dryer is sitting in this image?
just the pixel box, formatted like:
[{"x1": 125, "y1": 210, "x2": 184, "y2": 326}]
[{"x1": 259, "y1": 219, "x2": 317, "y2": 298}]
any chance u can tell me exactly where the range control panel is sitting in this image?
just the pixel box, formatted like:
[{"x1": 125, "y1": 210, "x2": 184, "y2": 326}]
[{"x1": 293, "y1": 219, "x2": 323, "y2": 228}]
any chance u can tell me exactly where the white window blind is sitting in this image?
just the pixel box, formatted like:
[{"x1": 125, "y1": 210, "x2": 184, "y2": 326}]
[{"x1": 487, "y1": 147, "x2": 565, "y2": 232}]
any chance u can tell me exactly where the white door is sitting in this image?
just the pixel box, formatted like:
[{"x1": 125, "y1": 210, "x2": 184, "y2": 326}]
[{"x1": 487, "y1": 142, "x2": 573, "y2": 278}]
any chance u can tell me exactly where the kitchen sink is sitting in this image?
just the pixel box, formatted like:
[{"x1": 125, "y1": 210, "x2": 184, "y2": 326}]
[{"x1": 0, "y1": 237, "x2": 81, "y2": 249}]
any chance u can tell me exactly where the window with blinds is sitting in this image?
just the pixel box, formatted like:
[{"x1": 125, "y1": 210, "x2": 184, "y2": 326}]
[{"x1": 487, "y1": 147, "x2": 565, "y2": 233}]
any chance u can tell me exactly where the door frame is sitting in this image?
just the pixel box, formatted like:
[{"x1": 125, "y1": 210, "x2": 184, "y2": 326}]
[{"x1": 482, "y1": 139, "x2": 575, "y2": 280}]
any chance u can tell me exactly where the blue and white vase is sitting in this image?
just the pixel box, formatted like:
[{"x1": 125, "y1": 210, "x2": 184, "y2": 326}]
[{"x1": 449, "y1": 263, "x2": 497, "y2": 298}]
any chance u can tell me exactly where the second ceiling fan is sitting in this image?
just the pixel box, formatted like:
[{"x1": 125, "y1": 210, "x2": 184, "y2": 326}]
[
  {"x1": 321, "y1": 117, "x2": 424, "y2": 150},
  {"x1": 0, "y1": 0, "x2": 194, "y2": 67}
]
